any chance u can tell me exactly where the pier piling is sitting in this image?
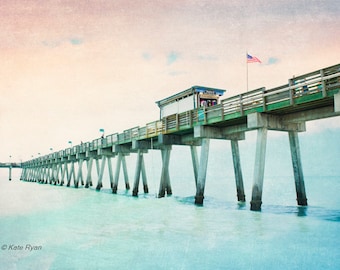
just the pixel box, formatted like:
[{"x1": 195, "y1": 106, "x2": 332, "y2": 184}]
[
  {"x1": 250, "y1": 128, "x2": 268, "y2": 211},
  {"x1": 289, "y1": 131, "x2": 308, "y2": 206},
  {"x1": 158, "y1": 146, "x2": 172, "y2": 197},
  {"x1": 231, "y1": 140, "x2": 245, "y2": 202},
  {"x1": 195, "y1": 138, "x2": 210, "y2": 205}
]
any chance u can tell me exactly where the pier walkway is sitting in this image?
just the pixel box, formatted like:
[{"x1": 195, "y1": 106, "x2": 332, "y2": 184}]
[{"x1": 18, "y1": 63, "x2": 340, "y2": 210}]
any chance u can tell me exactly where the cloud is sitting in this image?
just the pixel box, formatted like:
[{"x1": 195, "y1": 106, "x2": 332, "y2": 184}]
[
  {"x1": 142, "y1": 52, "x2": 152, "y2": 60},
  {"x1": 168, "y1": 70, "x2": 187, "y2": 76},
  {"x1": 167, "y1": 51, "x2": 180, "y2": 65},
  {"x1": 42, "y1": 40, "x2": 61, "y2": 48},
  {"x1": 267, "y1": 57, "x2": 279, "y2": 65},
  {"x1": 69, "y1": 38, "x2": 83, "y2": 45},
  {"x1": 198, "y1": 54, "x2": 218, "y2": 61},
  {"x1": 42, "y1": 38, "x2": 83, "y2": 48}
]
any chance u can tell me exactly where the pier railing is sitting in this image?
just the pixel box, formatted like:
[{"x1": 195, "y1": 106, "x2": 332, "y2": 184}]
[{"x1": 23, "y1": 64, "x2": 340, "y2": 165}]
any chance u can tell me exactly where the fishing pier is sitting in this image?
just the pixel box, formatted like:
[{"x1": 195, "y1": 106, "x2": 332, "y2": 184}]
[{"x1": 15, "y1": 63, "x2": 340, "y2": 210}]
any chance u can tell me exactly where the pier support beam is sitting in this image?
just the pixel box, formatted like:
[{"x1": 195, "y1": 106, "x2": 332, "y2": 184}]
[
  {"x1": 107, "y1": 157, "x2": 114, "y2": 189},
  {"x1": 9, "y1": 166, "x2": 12, "y2": 181},
  {"x1": 132, "y1": 150, "x2": 148, "y2": 196},
  {"x1": 195, "y1": 138, "x2": 210, "y2": 205},
  {"x1": 96, "y1": 156, "x2": 106, "y2": 190},
  {"x1": 288, "y1": 131, "x2": 308, "y2": 206},
  {"x1": 112, "y1": 153, "x2": 122, "y2": 193},
  {"x1": 121, "y1": 155, "x2": 130, "y2": 190},
  {"x1": 250, "y1": 127, "x2": 268, "y2": 211},
  {"x1": 190, "y1": 146, "x2": 199, "y2": 186},
  {"x1": 231, "y1": 140, "x2": 245, "y2": 202},
  {"x1": 85, "y1": 158, "x2": 93, "y2": 188},
  {"x1": 158, "y1": 146, "x2": 172, "y2": 198},
  {"x1": 75, "y1": 159, "x2": 84, "y2": 188},
  {"x1": 66, "y1": 161, "x2": 76, "y2": 187}
]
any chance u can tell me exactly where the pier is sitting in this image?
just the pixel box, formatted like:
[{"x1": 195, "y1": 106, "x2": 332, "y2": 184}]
[
  {"x1": 15, "y1": 63, "x2": 340, "y2": 210},
  {"x1": 0, "y1": 163, "x2": 22, "y2": 181}
]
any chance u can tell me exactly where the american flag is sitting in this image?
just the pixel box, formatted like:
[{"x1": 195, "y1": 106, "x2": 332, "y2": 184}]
[{"x1": 247, "y1": 54, "x2": 261, "y2": 63}]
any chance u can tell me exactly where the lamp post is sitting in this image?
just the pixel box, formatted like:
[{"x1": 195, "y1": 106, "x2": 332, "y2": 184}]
[
  {"x1": 9, "y1": 155, "x2": 12, "y2": 181},
  {"x1": 99, "y1": 128, "x2": 105, "y2": 137}
]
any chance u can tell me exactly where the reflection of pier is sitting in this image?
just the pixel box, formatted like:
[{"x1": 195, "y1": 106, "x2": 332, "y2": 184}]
[{"x1": 20, "y1": 63, "x2": 340, "y2": 210}]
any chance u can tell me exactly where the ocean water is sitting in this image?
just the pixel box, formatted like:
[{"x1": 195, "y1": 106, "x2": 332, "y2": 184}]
[{"x1": 1, "y1": 133, "x2": 340, "y2": 270}]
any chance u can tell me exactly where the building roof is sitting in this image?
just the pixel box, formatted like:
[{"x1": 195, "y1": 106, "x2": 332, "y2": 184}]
[{"x1": 155, "y1": 85, "x2": 226, "y2": 107}]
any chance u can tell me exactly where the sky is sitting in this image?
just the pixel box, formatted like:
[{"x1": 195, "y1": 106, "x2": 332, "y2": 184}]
[{"x1": 0, "y1": 0, "x2": 340, "y2": 162}]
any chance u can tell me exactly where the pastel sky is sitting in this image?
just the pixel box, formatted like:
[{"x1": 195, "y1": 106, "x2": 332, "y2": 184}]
[{"x1": 1, "y1": 0, "x2": 340, "y2": 161}]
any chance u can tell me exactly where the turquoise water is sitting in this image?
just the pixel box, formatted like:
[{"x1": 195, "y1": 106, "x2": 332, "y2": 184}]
[{"x1": 1, "y1": 133, "x2": 340, "y2": 269}]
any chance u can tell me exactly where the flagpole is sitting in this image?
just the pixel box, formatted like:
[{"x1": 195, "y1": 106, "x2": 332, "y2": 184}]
[{"x1": 246, "y1": 51, "x2": 248, "y2": 92}]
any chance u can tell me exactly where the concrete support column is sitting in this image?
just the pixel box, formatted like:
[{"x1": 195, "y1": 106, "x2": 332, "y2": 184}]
[
  {"x1": 190, "y1": 146, "x2": 199, "y2": 187},
  {"x1": 85, "y1": 158, "x2": 93, "y2": 188},
  {"x1": 107, "y1": 157, "x2": 114, "y2": 189},
  {"x1": 96, "y1": 156, "x2": 106, "y2": 191},
  {"x1": 20, "y1": 168, "x2": 24, "y2": 181},
  {"x1": 9, "y1": 166, "x2": 12, "y2": 181},
  {"x1": 67, "y1": 161, "x2": 76, "y2": 187},
  {"x1": 52, "y1": 164, "x2": 58, "y2": 185},
  {"x1": 95, "y1": 159, "x2": 100, "y2": 179},
  {"x1": 121, "y1": 155, "x2": 130, "y2": 190},
  {"x1": 75, "y1": 159, "x2": 84, "y2": 188},
  {"x1": 112, "y1": 153, "x2": 122, "y2": 193},
  {"x1": 250, "y1": 128, "x2": 268, "y2": 211},
  {"x1": 42, "y1": 166, "x2": 46, "y2": 183},
  {"x1": 62, "y1": 162, "x2": 69, "y2": 186},
  {"x1": 132, "y1": 150, "x2": 143, "y2": 196},
  {"x1": 46, "y1": 165, "x2": 51, "y2": 184},
  {"x1": 231, "y1": 140, "x2": 246, "y2": 202},
  {"x1": 195, "y1": 138, "x2": 210, "y2": 205},
  {"x1": 288, "y1": 131, "x2": 308, "y2": 206},
  {"x1": 59, "y1": 162, "x2": 65, "y2": 185},
  {"x1": 27, "y1": 168, "x2": 32, "y2": 181},
  {"x1": 20, "y1": 168, "x2": 25, "y2": 181},
  {"x1": 141, "y1": 157, "x2": 149, "y2": 193},
  {"x1": 158, "y1": 147, "x2": 172, "y2": 198}
]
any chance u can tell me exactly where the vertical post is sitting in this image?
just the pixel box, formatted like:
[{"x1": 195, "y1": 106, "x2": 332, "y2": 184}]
[
  {"x1": 113, "y1": 153, "x2": 122, "y2": 193},
  {"x1": 121, "y1": 155, "x2": 130, "y2": 190},
  {"x1": 107, "y1": 157, "x2": 114, "y2": 189},
  {"x1": 231, "y1": 140, "x2": 246, "y2": 202},
  {"x1": 62, "y1": 162, "x2": 69, "y2": 186},
  {"x1": 95, "y1": 159, "x2": 100, "y2": 178},
  {"x1": 158, "y1": 147, "x2": 172, "y2": 197},
  {"x1": 67, "y1": 161, "x2": 75, "y2": 187},
  {"x1": 9, "y1": 166, "x2": 12, "y2": 181},
  {"x1": 20, "y1": 167, "x2": 24, "y2": 181},
  {"x1": 250, "y1": 128, "x2": 268, "y2": 211},
  {"x1": 141, "y1": 156, "x2": 149, "y2": 193},
  {"x1": 195, "y1": 138, "x2": 210, "y2": 205},
  {"x1": 75, "y1": 159, "x2": 83, "y2": 188},
  {"x1": 60, "y1": 162, "x2": 65, "y2": 186},
  {"x1": 96, "y1": 156, "x2": 106, "y2": 191},
  {"x1": 132, "y1": 150, "x2": 143, "y2": 196},
  {"x1": 71, "y1": 162, "x2": 76, "y2": 185},
  {"x1": 289, "y1": 131, "x2": 308, "y2": 206},
  {"x1": 190, "y1": 145, "x2": 199, "y2": 187},
  {"x1": 47, "y1": 164, "x2": 51, "y2": 184},
  {"x1": 85, "y1": 157, "x2": 93, "y2": 188}
]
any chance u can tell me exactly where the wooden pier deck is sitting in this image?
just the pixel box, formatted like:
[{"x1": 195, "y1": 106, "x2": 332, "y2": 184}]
[{"x1": 18, "y1": 63, "x2": 340, "y2": 210}]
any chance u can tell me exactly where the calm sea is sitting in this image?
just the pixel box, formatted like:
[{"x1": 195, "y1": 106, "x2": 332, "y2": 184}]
[{"x1": 1, "y1": 133, "x2": 339, "y2": 270}]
